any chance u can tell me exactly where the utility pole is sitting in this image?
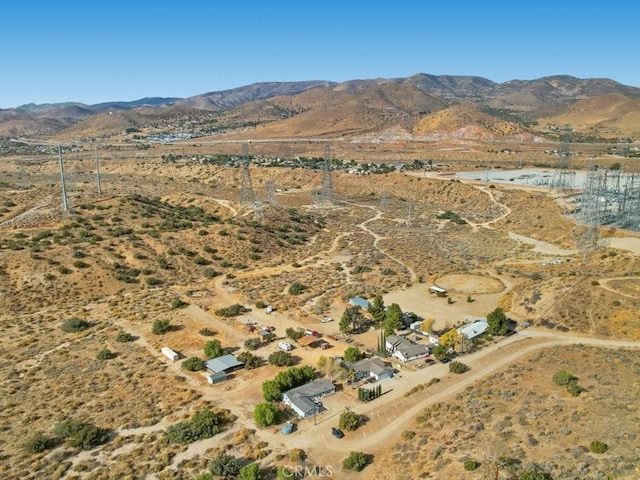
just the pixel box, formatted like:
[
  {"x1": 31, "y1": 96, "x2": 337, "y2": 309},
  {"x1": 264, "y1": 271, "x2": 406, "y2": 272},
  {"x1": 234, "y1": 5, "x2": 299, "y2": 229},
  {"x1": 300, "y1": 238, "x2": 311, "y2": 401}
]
[
  {"x1": 94, "y1": 145, "x2": 102, "y2": 195},
  {"x1": 58, "y1": 145, "x2": 69, "y2": 213}
]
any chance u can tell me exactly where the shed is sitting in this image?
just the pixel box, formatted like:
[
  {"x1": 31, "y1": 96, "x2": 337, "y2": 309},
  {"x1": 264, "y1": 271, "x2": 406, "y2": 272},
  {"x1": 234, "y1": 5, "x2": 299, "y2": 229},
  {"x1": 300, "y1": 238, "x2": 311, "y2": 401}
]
[
  {"x1": 206, "y1": 371, "x2": 227, "y2": 385},
  {"x1": 297, "y1": 335, "x2": 319, "y2": 348},
  {"x1": 205, "y1": 354, "x2": 244, "y2": 373},
  {"x1": 161, "y1": 347, "x2": 179, "y2": 362}
]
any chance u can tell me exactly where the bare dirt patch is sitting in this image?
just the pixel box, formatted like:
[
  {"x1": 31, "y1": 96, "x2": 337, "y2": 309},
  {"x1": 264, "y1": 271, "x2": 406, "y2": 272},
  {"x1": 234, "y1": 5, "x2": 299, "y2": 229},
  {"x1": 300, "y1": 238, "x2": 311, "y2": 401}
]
[{"x1": 436, "y1": 273, "x2": 505, "y2": 295}]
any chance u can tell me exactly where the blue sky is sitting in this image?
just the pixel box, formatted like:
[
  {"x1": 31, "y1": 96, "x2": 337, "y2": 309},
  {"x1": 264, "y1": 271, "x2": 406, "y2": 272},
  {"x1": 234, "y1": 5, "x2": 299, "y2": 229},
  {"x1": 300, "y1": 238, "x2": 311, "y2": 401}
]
[{"x1": 1, "y1": 0, "x2": 638, "y2": 108}]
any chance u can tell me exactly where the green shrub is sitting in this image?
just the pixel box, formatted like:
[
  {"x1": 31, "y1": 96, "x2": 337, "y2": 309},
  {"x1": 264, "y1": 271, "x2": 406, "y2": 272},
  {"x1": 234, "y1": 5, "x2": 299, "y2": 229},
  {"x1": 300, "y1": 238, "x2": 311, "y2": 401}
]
[
  {"x1": 152, "y1": 319, "x2": 171, "y2": 335},
  {"x1": 24, "y1": 432, "x2": 54, "y2": 453},
  {"x1": 182, "y1": 357, "x2": 205, "y2": 371},
  {"x1": 449, "y1": 361, "x2": 469, "y2": 374},
  {"x1": 96, "y1": 348, "x2": 115, "y2": 360},
  {"x1": 589, "y1": 440, "x2": 608, "y2": 454},
  {"x1": 339, "y1": 411, "x2": 364, "y2": 431},
  {"x1": 239, "y1": 463, "x2": 262, "y2": 480},
  {"x1": 61, "y1": 318, "x2": 90, "y2": 333},
  {"x1": 244, "y1": 338, "x2": 262, "y2": 351},
  {"x1": 237, "y1": 351, "x2": 260, "y2": 369},
  {"x1": 215, "y1": 304, "x2": 249, "y2": 317},
  {"x1": 269, "y1": 351, "x2": 293, "y2": 367},
  {"x1": 145, "y1": 276, "x2": 162, "y2": 286},
  {"x1": 342, "y1": 451, "x2": 370, "y2": 471},
  {"x1": 401, "y1": 430, "x2": 416, "y2": 440},
  {"x1": 116, "y1": 332, "x2": 135, "y2": 342},
  {"x1": 203, "y1": 268, "x2": 221, "y2": 278},
  {"x1": 288, "y1": 282, "x2": 306, "y2": 295},
  {"x1": 170, "y1": 298, "x2": 188, "y2": 309},
  {"x1": 72, "y1": 260, "x2": 88, "y2": 269},
  {"x1": 209, "y1": 453, "x2": 241, "y2": 477},
  {"x1": 165, "y1": 408, "x2": 221, "y2": 444},
  {"x1": 552, "y1": 371, "x2": 577, "y2": 386},
  {"x1": 255, "y1": 300, "x2": 268, "y2": 309},
  {"x1": 464, "y1": 460, "x2": 480, "y2": 471},
  {"x1": 54, "y1": 419, "x2": 109, "y2": 450}
]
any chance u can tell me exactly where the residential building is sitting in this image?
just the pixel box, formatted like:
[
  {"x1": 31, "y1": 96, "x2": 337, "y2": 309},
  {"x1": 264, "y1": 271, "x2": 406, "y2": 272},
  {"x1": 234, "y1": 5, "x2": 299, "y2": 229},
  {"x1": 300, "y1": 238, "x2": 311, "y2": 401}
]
[
  {"x1": 282, "y1": 380, "x2": 336, "y2": 419},
  {"x1": 386, "y1": 334, "x2": 429, "y2": 362},
  {"x1": 345, "y1": 357, "x2": 394, "y2": 381},
  {"x1": 458, "y1": 319, "x2": 489, "y2": 340}
]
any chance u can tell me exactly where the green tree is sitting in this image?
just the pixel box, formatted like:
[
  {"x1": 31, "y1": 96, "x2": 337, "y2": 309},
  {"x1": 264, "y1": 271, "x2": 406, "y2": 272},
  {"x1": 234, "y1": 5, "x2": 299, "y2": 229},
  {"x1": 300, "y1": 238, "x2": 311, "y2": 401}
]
[
  {"x1": 269, "y1": 351, "x2": 294, "y2": 367},
  {"x1": 237, "y1": 351, "x2": 260, "y2": 369},
  {"x1": 262, "y1": 380, "x2": 282, "y2": 402},
  {"x1": 182, "y1": 357, "x2": 205, "y2": 371},
  {"x1": 431, "y1": 345, "x2": 447, "y2": 361},
  {"x1": 254, "y1": 402, "x2": 279, "y2": 427},
  {"x1": 54, "y1": 419, "x2": 109, "y2": 450},
  {"x1": 367, "y1": 295, "x2": 386, "y2": 324},
  {"x1": 487, "y1": 307, "x2": 509, "y2": 335},
  {"x1": 116, "y1": 331, "x2": 135, "y2": 342},
  {"x1": 440, "y1": 328, "x2": 461, "y2": 348},
  {"x1": 152, "y1": 319, "x2": 171, "y2": 335},
  {"x1": 552, "y1": 371, "x2": 578, "y2": 386},
  {"x1": 339, "y1": 306, "x2": 359, "y2": 334},
  {"x1": 244, "y1": 338, "x2": 262, "y2": 350},
  {"x1": 239, "y1": 463, "x2": 262, "y2": 480},
  {"x1": 339, "y1": 411, "x2": 364, "y2": 431},
  {"x1": 342, "y1": 451, "x2": 370, "y2": 471},
  {"x1": 343, "y1": 346, "x2": 364, "y2": 364},
  {"x1": 209, "y1": 453, "x2": 241, "y2": 477},
  {"x1": 204, "y1": 339, "x2": 224, "y2": 359},
  {"x1": 383, "y1": 303, "x2": 403, "y2": 335}
]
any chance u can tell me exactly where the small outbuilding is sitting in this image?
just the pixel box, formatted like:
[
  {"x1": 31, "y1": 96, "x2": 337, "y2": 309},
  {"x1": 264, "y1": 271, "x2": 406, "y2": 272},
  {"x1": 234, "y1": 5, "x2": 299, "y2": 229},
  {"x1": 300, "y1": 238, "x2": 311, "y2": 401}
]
[
  {"x1": 429, "y1": 285, "x2": 448, "y2": 295},
  {"x1": 206, "y1": 371, "x2": 227, "y2": 385},
  {"x1": 161, "y1": 347, "x2": 179, "y2": 362},
  {"x1": 204, "y1": 354, "x2": 244, "y2": 374}
]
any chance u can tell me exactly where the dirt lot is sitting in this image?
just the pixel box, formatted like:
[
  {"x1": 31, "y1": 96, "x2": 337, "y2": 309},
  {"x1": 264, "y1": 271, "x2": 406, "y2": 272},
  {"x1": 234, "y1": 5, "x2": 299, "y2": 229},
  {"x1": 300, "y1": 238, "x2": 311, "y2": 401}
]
[{"x1": 1, "y1": 151, "x2": 640, "y2": 479}]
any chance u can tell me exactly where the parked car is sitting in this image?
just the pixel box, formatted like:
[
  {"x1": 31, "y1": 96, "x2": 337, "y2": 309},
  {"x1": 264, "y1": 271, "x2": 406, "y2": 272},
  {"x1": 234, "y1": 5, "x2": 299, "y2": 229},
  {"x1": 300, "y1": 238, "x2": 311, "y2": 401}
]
[
  {"x1": 321, "y1": 316, "x2": 333, "y2": 323},
  {"x1": 278, "y1": 341, "x2": 293, "y2": 351},
  {"x1": 305, "y1": 329, "x2": 321, "y2": 337},
  {"x1": 440, "y1": 357, "x2": 451, "y2": 364},
  {"x1": 331, "y1": 427, "x2": 344, "y2": 439}
]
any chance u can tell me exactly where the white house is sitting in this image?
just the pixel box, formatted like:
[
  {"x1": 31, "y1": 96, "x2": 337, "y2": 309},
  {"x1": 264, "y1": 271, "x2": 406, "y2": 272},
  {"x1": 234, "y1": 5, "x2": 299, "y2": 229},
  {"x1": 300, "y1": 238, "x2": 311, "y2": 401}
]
[
  {"x1": 458, "y1": 319, "x2": 489, "y2": 340},
  {"x1": 385, "y1": 335, "x2": 429, "y2": 362},
  {"x1": 282, "y1": 380, "x2": 336, "y2": 419},
  {"x1": 346, "y1": 357, "x2": 394, "y2": 382}
]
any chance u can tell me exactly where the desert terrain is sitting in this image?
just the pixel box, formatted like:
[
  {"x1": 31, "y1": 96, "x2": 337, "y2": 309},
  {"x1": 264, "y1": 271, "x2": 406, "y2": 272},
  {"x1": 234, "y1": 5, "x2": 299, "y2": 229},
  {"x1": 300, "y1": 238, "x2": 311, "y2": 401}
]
[{"x1": 1, "y1": 142, "x2": 640, "y2": 480}]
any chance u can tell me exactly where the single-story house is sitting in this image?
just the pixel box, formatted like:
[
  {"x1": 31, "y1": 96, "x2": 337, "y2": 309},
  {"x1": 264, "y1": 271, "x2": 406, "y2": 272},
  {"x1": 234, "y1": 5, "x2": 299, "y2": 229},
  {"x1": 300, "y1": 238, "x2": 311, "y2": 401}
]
[
  {"x1": 282, "y1": 380, "x2": 336, "y2": 419},
  {"x1": 206, "y1": 371, "x2": 227, "y2": 385},
  {"x1": 348, "y1": 297, "x2": 370, "y2": 309},
  {"x1": 386, "y1": 334, "x2": 430, "y2": 362},
  {"x1": 458, "y1": 319, "x2": 489, "y2": 340},
  {"x1": 205, "y1": 354, "x2": 244, "y2": 374},
  {"x1": 345, "y1": 357, "x2": 394, "y2": 382}
]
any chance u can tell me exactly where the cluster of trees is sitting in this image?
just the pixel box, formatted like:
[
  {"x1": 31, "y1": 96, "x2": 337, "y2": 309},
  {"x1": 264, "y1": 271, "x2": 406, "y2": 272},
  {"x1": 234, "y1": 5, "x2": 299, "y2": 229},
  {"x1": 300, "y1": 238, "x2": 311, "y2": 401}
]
[
  {"x1": 286, "y1": 327, "x2": 306, "y2": 341},
  {"x1": 164, "y1": 407, "x2": 222, "y2": 444},
  {"x1": 487, "y1": 307, "x2": 510, "y2": 335},
  {"x1": 237, "y1": 351, "x2": 260, "y2": 369},
  {"x1": 262, "y1": 366, "x2": 316, "y2": 402},
  {"x1": 368, "y1": 296, "x2": 405, "y2": 335},
  {"x1": 358, "y1": 385, "x2": 382, "y2": 402},
  {"x1": 253, "y1": 402, "x2": 280, "y2": 427},
  {"x1": 268, "y1": 351, "x2": 294, "y2": 367},
  {"x1": 204, "y1": 339, "x2": 224, "y2": 359},
  {"x1": 343, "y1": 346, "x2": 364, "y2": 364}
]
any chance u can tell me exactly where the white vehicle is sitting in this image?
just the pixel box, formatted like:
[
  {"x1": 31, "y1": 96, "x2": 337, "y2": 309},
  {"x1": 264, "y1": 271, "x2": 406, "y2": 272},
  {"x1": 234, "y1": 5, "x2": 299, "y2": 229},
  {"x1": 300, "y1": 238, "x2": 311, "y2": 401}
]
[
  {"x1": 321, "y1": 316, "x2": 333, "y2": 323},
  {"x1": 278, "y1": 341, "x2": 293, "y2": 351}
]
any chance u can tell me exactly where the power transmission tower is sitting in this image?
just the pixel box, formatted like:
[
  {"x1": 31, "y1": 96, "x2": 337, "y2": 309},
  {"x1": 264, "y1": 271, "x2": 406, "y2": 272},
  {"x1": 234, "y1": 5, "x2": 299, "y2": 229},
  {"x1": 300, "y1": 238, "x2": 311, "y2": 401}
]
[
  {"x1": 58, "y1": 145, "x2": 70, "y2": 214},
  {"x1": 254, "y1": 201, "x2": 265, "y2": 221},
  {"x1": 16, "y1": 160, "x2": 25, "y2": 189},
  {"x1": 550, "y1": 125, "x2": 575, "y2": 191},
  {"x1": 240, "y1": 142, "x2": 255, "y2": 206},
  {"x1": 380, "y1": 190, "x2": 389, "y2": 211},
  {"x1": 319, "y1": 143, "x2": 334, "y2": 204},
  {"x1": 406, "y1": 199, "x2": 414, "y2": 226},
  {"x1": 266, "y1": 180, "x2": 277, "y2": 206},
  {"x1": 94, "y1": 145, "x2": 102, "y2": 195}
]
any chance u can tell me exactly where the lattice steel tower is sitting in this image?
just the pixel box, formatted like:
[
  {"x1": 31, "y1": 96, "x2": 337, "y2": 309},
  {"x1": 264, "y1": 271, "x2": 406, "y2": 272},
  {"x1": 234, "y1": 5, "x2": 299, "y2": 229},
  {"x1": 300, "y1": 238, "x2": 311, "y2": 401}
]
[
  {"x1": 266, "y1": 180, "x2": 277, "y2": 206},
  {"x1": 240, "y1": 142, "x2": 255, "y2": 205},
  {"x1": 319, "y1": 143, "x2": 334, "y2": 204},
  {"x1": 550, "y1": 124, "x2": 576, "y2": 191}
]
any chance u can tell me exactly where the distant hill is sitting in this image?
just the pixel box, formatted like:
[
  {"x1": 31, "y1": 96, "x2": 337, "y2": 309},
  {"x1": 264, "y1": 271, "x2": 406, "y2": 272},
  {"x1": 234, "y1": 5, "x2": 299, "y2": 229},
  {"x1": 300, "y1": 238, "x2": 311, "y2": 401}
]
[{"x1": 2, "y1": 74, "x2": 640, "y2": 142}]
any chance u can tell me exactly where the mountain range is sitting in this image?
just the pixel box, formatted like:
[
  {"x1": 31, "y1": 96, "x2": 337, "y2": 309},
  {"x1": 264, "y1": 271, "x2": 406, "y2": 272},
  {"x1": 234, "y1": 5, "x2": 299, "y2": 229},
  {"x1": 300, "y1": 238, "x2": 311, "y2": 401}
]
[{"x1": 2, "y1": 74, "x2": 640, "y2": 143}]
